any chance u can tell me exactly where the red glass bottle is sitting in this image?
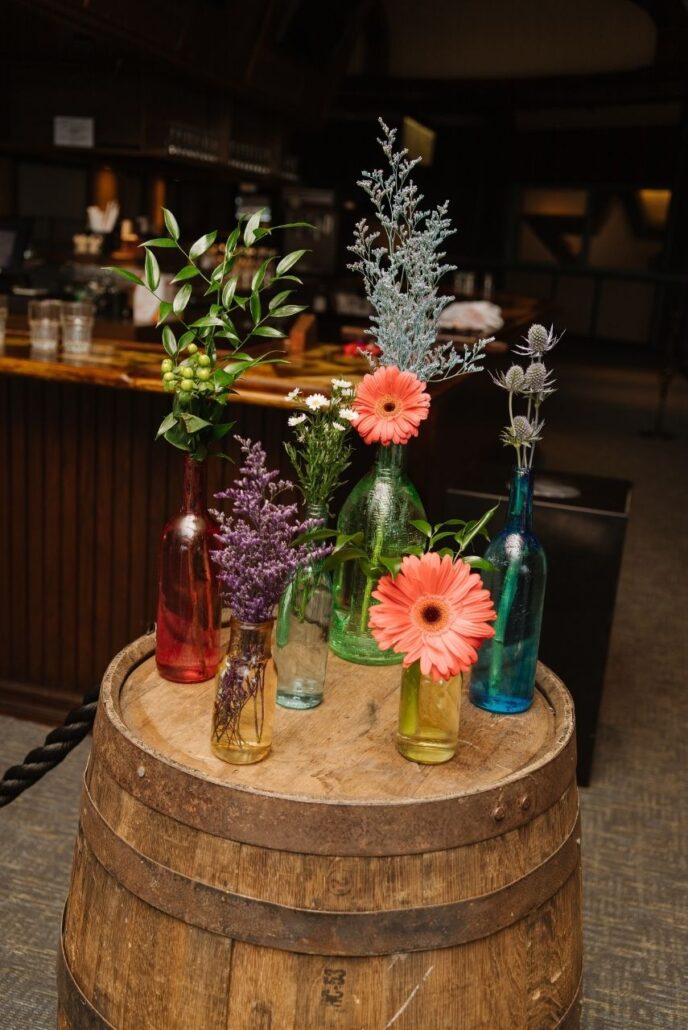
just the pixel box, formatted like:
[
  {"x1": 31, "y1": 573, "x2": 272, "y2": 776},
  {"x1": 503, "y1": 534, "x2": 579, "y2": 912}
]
[{"x1": 156, "y1": 455, "x2": 222, "y2": 682}]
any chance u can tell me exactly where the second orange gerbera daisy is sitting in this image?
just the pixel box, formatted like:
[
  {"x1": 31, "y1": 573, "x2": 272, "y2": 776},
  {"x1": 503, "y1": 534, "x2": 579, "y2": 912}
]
[
  {"x1": 353, "y1": 365, "x2": 430, "y2": 446},
  {"x1": 369, "y1": 553, "x2": 496, "y2": 681}
]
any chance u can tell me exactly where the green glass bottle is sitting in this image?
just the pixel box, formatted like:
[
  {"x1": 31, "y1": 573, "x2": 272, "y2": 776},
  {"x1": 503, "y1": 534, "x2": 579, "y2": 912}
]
[{"x1": 329, "y1": 444, "x2": 426, "y2": 665}]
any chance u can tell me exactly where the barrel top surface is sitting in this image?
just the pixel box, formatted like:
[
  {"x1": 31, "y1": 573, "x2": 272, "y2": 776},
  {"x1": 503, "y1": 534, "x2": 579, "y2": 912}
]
[{"x1": 108, "y1": 632, "x2": 573, "y2": 808}]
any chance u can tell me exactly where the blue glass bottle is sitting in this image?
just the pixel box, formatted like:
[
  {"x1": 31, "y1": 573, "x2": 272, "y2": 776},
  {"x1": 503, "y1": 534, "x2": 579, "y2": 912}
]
[{"x1": 469, "y1": 467, "x2": 546, "y2": 713}]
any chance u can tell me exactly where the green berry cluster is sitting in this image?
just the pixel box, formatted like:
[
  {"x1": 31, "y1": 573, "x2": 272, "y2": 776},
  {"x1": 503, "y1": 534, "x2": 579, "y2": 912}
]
[
  {"x1": 160, "y1": 343, "x2": 214, "y2": 399},
  {"x1": 105, "y1": 204, "x2": 310, "y2": 460}
]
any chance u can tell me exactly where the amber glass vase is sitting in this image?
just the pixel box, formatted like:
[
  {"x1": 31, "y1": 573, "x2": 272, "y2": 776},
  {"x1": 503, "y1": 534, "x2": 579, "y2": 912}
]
[
  {"x1": 155, "y1": 455, "x2": 222, "y2": 683},
  {"x1": 397, "y1": 661, "x2": 462, "y2": 764},
  {"x1": 211, "y1": 618, "x2": 277, "y2": 765}
]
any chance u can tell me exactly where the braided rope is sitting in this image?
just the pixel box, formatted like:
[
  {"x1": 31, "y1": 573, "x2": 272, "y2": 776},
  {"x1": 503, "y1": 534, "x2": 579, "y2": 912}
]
[{"x1": 0, "y1": 686, "x2": 100, "y2": 808}]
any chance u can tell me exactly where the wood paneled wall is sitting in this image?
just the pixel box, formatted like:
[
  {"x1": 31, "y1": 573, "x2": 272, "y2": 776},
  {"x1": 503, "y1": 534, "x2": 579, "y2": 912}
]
[
  {"x1": 0, "y1": 378, "x2": 292, "y2": 722},
  {"x1": 0, "y1": 372, "x2": 466, "y2": 722}
]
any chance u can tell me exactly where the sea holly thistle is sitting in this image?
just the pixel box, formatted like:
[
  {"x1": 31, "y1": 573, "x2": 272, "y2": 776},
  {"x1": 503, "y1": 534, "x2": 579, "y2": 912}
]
[
  {"x1": 492, "y1": 322, "x2": 562, "y2": 468},
  {"x1": 105, "y1": 209, "x2": 311, "y2": 461},
  {"x1": 349, "y1": 119, "x2": 487, "y2": 383}
]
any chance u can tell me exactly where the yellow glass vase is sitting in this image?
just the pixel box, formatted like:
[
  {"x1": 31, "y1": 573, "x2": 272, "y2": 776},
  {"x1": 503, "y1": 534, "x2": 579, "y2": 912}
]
[
  {"x1": 397, "y1": 661, "x2": 462, "y2": 764},
  {"x1": 211, "y1": 618, "x2": 277, "y2": 765}
]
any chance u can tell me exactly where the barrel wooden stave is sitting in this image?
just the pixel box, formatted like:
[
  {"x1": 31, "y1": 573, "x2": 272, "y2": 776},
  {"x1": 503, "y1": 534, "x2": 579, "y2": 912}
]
[
  {"x1": 60, "y1": 634, "x2": 583, "y2": 1029},
  {"x1": 62, "y1": 851, "x2": 581, "y2": 1029},
  {"x1": 64, "y1": 836, "x2": 232, "y2": 1028},
  {"x1": 85, "y1": 755, "x2": 579, "y2": 913}
]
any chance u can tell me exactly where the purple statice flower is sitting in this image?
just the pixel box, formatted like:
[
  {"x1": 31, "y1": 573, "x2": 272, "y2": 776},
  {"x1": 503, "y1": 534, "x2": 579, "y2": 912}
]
[{"x1": 211, "y1": 437, "x2": 332, "y2": 623}]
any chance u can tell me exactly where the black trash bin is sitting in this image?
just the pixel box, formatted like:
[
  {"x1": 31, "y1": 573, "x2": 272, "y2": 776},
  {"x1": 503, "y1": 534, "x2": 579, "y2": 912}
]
[{"x1": 445, "y1": 467, "x2": 631, "y2": 785}]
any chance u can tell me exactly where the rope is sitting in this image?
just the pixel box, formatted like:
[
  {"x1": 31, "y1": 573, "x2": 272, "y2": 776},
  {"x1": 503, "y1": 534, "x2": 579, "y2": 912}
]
[{"x1": 0, "y1": 686, "x2": 100, "y2": 808}]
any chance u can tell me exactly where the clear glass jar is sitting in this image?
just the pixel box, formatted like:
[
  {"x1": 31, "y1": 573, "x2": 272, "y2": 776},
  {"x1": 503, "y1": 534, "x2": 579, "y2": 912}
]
[
  {"x1": 29, "y1": 299, "x2": 61, "y2": 353},
  {"x1": 469, "y1": 467, "x2": 547, "y2": 714},
  {"x1": 61, "y1": 300, "x2": 95, "y2": 355},
  {"x1": 211, "y1": 617, "x2": 277, "y2": 765},
  {"x1": 155, "y1": 455, "x2": 222, "y2": 683},
  {"x1": 397, "y1": 661, "x2": 462, "y2": 764},
  {"x1": 329, "y1": 444, "x2": 426, "y2": 665},
  {"x1": 275, "y1": 502, "x2": 332, "y2": 709}
]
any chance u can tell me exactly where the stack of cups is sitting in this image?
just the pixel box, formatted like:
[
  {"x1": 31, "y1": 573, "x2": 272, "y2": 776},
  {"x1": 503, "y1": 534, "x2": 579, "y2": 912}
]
[
  {"x1": 61, "y1": 301, "x2": 95, "y2": 355},
  {"x1": 28, "y1": 300, "x2": 62, "y2": 354},
  {"x1": 0, "y1": 296, "x2": 7, "y2": 347}
]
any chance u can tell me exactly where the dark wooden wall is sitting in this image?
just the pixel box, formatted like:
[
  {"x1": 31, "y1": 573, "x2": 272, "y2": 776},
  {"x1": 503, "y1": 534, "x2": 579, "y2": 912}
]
[{"x1": 0, "y1": 377, "x2": 293, "y2": 722}]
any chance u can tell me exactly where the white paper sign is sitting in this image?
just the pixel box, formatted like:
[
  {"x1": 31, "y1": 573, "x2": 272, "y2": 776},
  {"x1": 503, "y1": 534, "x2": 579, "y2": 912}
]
[{"x1": 53, "y1": 116, "x2": 95, "y2": 149}]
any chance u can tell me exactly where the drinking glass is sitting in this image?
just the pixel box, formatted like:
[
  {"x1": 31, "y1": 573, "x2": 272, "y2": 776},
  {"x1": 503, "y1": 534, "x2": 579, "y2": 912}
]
[
  {"x1": 29, "y1": 300, "x2": 61, "y2": 353},
  {"x1": 61, "y1": 301, "x2": 95, "y2": 355}
]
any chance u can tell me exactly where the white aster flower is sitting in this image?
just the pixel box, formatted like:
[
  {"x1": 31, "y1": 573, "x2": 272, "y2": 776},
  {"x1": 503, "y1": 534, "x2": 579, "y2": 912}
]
[
  {"x1": 288, "y1": 413, "x2": 307, "y2": 426},
  {"x1": 305, "y1": 393, "x2": 329, "y2": 411},
  {"x1": 332, "y1": 422, "x2": 347, "y2": 431},
  {"x1": 338, "y1": 407, "x2": 359, "y2": 422},
  {"x1": 286, "y1": 387, "x2": 301, "y2": 402},
  {"x1": 332, "y1": 378, "x2": 354, "y2": 390}
]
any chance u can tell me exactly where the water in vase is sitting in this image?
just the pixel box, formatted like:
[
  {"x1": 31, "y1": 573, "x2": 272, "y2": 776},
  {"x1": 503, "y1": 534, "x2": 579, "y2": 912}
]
[{"x1": 275, "y1": 567, "x2": 332, "y2": 709}]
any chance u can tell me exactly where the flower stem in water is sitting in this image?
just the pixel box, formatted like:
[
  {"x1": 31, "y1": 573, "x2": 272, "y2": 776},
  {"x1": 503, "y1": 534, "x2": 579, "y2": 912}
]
[
  {"x1": 399, "y1": 661, "x2": 420, "y2": 737},
  {"x1": 488, "y1": 556, "x2": 520, "y2": 694}
]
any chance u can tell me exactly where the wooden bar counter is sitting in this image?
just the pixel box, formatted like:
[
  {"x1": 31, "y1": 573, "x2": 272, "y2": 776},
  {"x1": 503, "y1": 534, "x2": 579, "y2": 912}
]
[
  {"x1": 0, "y1": 295, "x2": 547, "y2": 722},
  {"x1": 0, "y1": 324, "x2": 347, "y2": 722}
]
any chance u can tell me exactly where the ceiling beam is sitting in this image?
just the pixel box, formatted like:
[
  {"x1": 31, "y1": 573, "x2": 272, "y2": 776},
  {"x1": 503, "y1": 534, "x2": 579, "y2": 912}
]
[{"x1": 336, "y1": 63, "x2": 688, "y2": 122}]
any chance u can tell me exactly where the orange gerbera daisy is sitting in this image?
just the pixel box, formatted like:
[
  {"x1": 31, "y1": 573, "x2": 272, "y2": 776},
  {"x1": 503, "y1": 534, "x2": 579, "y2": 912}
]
[
  {"x1": 369, "y1": 553, "x2": 496, "y2": 681},
  {"x1": 353, "y1": 365, "x2": 430, "y2": 446}
]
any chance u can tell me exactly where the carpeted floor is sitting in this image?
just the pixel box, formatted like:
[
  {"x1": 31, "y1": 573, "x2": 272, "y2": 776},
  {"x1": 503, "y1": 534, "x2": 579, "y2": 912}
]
[
  {"x1": 547, "y1": 350, "x2": 688, "y2": 1028},
  {"x1": 0, "y1": 731, "x2": 85, "y2": 1030},
  {"x1": 0, "y1": 346, "x2": 686, "y2": 1029}
]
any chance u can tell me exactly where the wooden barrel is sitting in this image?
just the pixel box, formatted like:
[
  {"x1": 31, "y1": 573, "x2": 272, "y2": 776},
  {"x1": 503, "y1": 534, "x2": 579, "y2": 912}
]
[{"x1": 58, "y1": 632, "x2": 582, "y2": 1029}]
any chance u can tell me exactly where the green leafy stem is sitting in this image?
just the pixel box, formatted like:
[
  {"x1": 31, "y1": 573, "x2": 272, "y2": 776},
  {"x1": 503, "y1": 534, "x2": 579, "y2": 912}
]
[
  {"x1": 279, "y1": 528, "x2": 366, "y2": 638},
  {"x1": 366, "y1": 506, "x2": 500, "y2": 582},
  {"x1": 291, "y1": 528, "x2": 367, "y2": 575},
  {"x1": 105, "y1": 207, "x2": 312, "y2": 461}
]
